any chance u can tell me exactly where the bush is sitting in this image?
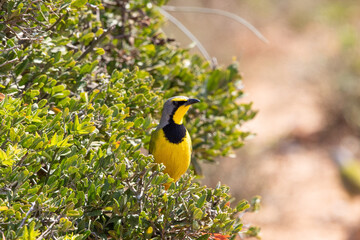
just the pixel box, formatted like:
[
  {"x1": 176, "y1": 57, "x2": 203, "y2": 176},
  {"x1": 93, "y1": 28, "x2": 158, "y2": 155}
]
[{"x1": 0, "y1": 0, "x2": 258, "y2": 239}]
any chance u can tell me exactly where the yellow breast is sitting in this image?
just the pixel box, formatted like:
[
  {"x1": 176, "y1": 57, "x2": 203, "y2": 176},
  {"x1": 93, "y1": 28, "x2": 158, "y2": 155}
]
[{"x1": 150, "y1": 129, "x2": 192, "y2": 182}]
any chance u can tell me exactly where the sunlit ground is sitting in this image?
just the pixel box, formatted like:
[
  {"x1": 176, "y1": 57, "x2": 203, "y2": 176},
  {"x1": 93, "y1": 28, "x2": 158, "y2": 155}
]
[{"x1": 165, "y1": 0, "x2": 360, "y2": 239}]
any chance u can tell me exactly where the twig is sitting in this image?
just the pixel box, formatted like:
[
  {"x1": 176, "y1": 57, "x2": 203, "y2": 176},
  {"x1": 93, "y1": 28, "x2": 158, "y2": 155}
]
[
  {"x1": 3, "y1": 46, "x2": 21, "y2": 52},
  {"x1": 5, "y1": 25, "x2": 23, "y2": 39},
  {"x1": 90, "y1": 231, "x2": 101, "y2": 239},
  {"x1": 26, "y1": 15, "x2": 49, "y2": 28},
  {"x1": 47, "y1": 2, "x2": 60, "y2": 18},
  {"x1": 36, "y1": 220, "x2": 57, "y2": 240},
  {"x1": 46, "y1": 13, "x2": 66, "y2": 31},
  {"x1": 143, "y1": 170, "x2": 159, "y2": 192},
  {"x1": 43, "y1": 147, "x2": 61, "y2": 187},
  {"x1": 78, "y1": 25, "x2": 115, "y2": 61},
  {"x1": 0, "y1": 58, "x2": 19, "y2": 68},
  {"x1": 124, "y1": 180, "x2": 137, "y2": 194},
  {"x1": 15, "y1": 24, "x2": 29, "y2": 35},
  {"x1": 0, "y1": 186, "x2": 11, "y2": 195},
  {"x1": 6, "y1": 25, "x2": 38, "y2": 41},
  {"x1": 36, "y1": 2, "x2": 48, "y2": 22},
  {"x1": 16, "y1": 152, "x2": 29, "y2": 167},
  {"x1": 157, "y1": 7, "x2": 213, "y2": 68},
  {"x1": 161, "y1": 6, "x2": 269, "y2": 44},
  {"x1": 19, "y1": 201, "x2": 37, "y2": 228},
  {"x1": 65, "y1": 43, "x2": 78, "y2": 50}
]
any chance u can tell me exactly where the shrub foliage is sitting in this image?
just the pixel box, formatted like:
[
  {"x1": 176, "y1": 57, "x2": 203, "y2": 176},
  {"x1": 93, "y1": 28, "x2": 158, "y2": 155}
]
[{"x1": 0, "y1": 0, "x2": 257, "y2": 239}]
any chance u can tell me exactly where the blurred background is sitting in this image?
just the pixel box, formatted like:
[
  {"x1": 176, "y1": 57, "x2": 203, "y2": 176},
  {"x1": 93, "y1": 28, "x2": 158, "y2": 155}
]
[{"x1": 163, "y1": 0, "x2": 360, "y2": 239}]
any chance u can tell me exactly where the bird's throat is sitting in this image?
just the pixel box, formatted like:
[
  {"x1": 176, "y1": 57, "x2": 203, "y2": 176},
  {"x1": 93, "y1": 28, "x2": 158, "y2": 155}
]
[{"x1": 172, "y1": 105, "x2": 190, "y2": 125}]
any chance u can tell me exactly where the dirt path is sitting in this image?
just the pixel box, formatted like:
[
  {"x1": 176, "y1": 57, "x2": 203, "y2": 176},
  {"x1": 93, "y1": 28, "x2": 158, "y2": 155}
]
[
  {"x1": 165, "y1": 1, "x2": 360, "y2": 239},
  {"x1": 201, "y1": 22, "x2": 360, "y2": 240}
]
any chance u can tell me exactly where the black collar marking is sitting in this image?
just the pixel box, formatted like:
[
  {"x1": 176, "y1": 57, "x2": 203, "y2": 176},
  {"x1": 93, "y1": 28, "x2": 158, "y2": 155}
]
[{"x1": 162, "y1": 122, "x2": 186, "y2": 144}]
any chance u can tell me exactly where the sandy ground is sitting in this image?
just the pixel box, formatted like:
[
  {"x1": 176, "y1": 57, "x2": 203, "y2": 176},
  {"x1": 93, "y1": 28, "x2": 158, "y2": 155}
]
[{"x1": 165, "y1": 1, "x2": 360, "y2": 239}]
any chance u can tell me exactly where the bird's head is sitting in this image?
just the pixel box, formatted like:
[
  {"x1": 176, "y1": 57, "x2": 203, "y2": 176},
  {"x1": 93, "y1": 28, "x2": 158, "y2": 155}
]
[{"x1": 159, "y1": 96, "x2": 200, "y2": 127}]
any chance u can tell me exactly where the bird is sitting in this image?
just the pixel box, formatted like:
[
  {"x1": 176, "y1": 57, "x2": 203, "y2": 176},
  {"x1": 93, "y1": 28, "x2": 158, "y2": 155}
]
[{"x1": 149, "y1": 96, "x2": 200, "y2": 189}]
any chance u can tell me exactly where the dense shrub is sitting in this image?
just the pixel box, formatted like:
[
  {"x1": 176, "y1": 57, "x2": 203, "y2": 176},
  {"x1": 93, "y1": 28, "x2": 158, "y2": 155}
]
[{"x1": 0, "y1": 0, "x2": 258, "y2": 239}]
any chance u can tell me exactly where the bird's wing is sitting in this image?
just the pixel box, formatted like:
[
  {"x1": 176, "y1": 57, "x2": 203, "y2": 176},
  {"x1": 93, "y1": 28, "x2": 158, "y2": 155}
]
[{"x1": 149, "y1": 128, "x2": 159, "y2": 154}]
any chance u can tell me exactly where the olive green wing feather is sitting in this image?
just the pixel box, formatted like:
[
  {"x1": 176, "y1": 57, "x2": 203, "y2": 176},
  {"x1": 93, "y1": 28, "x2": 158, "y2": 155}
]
[{"x1": 149, "y1": 128, "x2": 160, "y2": 154}]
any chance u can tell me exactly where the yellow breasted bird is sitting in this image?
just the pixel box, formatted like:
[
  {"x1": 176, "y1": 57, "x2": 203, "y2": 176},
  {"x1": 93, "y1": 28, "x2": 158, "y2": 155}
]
[{"x1": 149, "y1": 96, "x2": 200, "y2": 188}]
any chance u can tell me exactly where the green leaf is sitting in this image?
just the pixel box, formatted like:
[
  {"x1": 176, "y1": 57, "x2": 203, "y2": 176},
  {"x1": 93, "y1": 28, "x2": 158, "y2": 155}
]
[
  {"x1": 52, "y1": 85, "x2": 65, "y2": 93},
  {"x1": 26, "y1": 90, "x2": 40, "y2": 99},
  {"x1": 250, "y1": 196, "x2": 261, "y2": 212},
  {"x1": 66, "y1": 210, "x2": 82, "y2": 217},
  {"x1": 38, "y1": 99, "x2": 48, "y2": 108},
  {"x1": 14, "y1": 59, "x2": 29, "y2": 76},
  {"x1": 95, "y1": 48, "x2": 105, "y2": 55},
  {"x1": 134, "y1": 117, "x2": 144, "y2": 128},
  {"x1": 9, "y1": 128, "x2": 16, "y2": 142},
  {"x1": 80, "y1": 92, "x2": 88, "y2": 102},
  {"x1": 25, "y1": 125, "x2": 38, "y2": 133},
  {"x1": 81, "y1": 32, "x2": 95, "y2": 45},
  {"x1": 71, "y1": 0, "x2": 88, "y2": 8},
  {"x1": 193, "y1": 208, "x2": 203, "y2": 220},
  {"x1": 0, "y1": 149, "x2": 8, "y2": 161},
  {"x1": 0, "y1": 206, "x2": 8, "y2": 211},
  {"x1": 35, "y1": 74, "x2": 47, "y2": 83},
  {"x1": 236, "y1": 200, "x2": 250, "y2": 212},
  {"x1": 19, "y1": 222, "x2": 40, "y2": 240},
  {"x1": 143, "y1": 116, "x2": 151, "y2": 129},
  {"x1": 196, "y1": 193, "x2": 206, "y2": 208},
  {"x1": 88, "y1": 183, "x2": 96, "y2": 203}
]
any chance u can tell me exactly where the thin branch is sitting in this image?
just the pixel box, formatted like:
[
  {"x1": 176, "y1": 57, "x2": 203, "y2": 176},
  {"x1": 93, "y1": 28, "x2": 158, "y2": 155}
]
[
  {"x1": 157, "y1": 7, "x2": 213, "y2": 67},
  {"x1": 65, "y1": 43, "x2": 78, "y2": 50},
  {"x1": 26, "y1": 15, "x2": 50, "y2": 28},
  {"x1": 3, "y1": 46, "x2": 21, "y2": 51},
  {"x1": 0, "y1": 186, "x2": 11, "y2": 195},
  {"x1": 46, "y1": 12, "x2": 66, "y2": 31},
  {"x1": 36, "y1": 220, "x2": 57, "y2": 240},
  {"x1": 78, "y1": 25, "x2": 116, "y2": 61},
  {"x1": 6, "y1": 25, "x2": 38, "y2": 41},
  {"x1": 161, "y1": 6, "x2": 269, "y2": 44},
  {"x1": 0, "y1": 58, "x2": 19, "y2": 68},
  {"x1": 15, "y1": 152, "x2": 29, "y2": 167},
  {"x1": 36, "y1": 2, "x2": 48, "y2": 22},
  {"x1": 6, "y1": 25, "x2": 23, "y2": 39},
  {"x1": 15, "y1": 24, "x2": 28, "y2": 35},
  {"x1": 19, "y1": 201, "x2": 37, "y2": 228}
]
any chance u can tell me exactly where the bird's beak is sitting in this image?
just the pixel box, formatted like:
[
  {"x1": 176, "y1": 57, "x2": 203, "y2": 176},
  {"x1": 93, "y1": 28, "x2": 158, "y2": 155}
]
[{"x1": 185, "y1": 98, "x2": 200, "y2": 106}]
